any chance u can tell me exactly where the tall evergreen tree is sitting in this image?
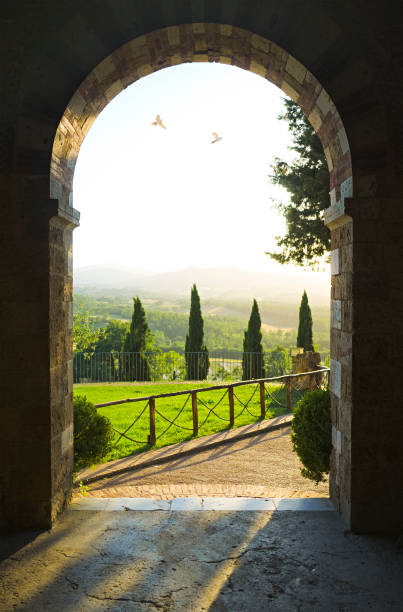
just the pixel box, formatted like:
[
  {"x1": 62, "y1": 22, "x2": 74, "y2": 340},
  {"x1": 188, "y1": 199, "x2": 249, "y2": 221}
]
[
  {"x1": 185, "y1": 284, "x2": 209, "y2": 380},
  {"x1": 297, "y1": 291, "x2": 314, "y2": 352},
  {"x1": 242, "y1": 299, "x2": 265, "y2": 380},
  {"x1": 267, "y1": 99, "x2": 330, "y2": 267},
  {"x1": 121, "y1": 297, "x2": 151, "y2": 381}
]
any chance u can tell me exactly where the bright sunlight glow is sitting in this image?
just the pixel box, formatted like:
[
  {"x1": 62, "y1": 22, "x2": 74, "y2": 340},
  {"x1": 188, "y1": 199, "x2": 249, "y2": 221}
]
[{"x1": 72, "y1": 63, "x2": 314, "y2": 276}]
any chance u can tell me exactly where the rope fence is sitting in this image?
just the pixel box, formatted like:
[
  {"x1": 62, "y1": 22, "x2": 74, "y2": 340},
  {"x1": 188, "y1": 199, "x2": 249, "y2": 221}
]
[{"x1": 95, "y1": 368, "x2": 329, "y2": 450}]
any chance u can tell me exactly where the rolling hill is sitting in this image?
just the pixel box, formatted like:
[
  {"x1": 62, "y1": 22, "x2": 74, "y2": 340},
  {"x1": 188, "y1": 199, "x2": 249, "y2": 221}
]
[{"x1": 74, "y1": 264, "x2": 330, "y2": 306}]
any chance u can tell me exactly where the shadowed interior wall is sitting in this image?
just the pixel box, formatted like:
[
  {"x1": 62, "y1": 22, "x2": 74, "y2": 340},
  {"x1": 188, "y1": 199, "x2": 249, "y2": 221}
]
[{"x1": 0, "y1": 1, "x2": 402, "y2": 531}]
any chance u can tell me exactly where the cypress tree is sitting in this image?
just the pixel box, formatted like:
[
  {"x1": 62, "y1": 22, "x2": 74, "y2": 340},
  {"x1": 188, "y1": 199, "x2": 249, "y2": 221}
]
[
  {"x1": 297, "y1": 290, "x2": 314, "y2": 352},
  {"x1": 185, "y1": 284, "x2": 209, "y2": 380},
  {"x1": 242, "y1": 299, "x2": 265, "y2": 380},
  {"x1": 122, "y1": 297, "x2": 151, "y2": 381}
]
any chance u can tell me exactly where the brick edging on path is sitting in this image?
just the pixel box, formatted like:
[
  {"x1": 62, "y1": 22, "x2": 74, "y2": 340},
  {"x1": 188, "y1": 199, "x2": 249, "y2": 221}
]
[{"x1": 76, "y1": 413, "x2": 293, "y2": 486}]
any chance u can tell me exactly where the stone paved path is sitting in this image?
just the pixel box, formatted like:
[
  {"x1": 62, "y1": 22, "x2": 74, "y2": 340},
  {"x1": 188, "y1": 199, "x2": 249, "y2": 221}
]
[
  {"x1": 77, "y1": 414, "x2": 293, "y2": 483},
  {"x1": 81, "y1": 425, "x2": 329, "y2": 500}
]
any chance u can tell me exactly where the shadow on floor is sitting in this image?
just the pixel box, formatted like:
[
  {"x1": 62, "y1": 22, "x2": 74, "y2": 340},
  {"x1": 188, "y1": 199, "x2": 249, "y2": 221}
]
[{"x1": 1, "y1": 505, "x2": 402, "y2": 610}]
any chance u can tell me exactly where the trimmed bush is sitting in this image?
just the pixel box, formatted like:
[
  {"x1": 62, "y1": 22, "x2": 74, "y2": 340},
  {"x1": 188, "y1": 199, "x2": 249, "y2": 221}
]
[
  {"x1": 290, "y1": 388, "x2": 332, "y2": 484},
  {"x1": 74, "y1": 395, "x2": 114, "y2": 470}
]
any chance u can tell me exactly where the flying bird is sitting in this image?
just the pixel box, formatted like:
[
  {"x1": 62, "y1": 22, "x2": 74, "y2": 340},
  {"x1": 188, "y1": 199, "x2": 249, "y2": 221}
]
[
  {"x1": 211, "y1": 132, "x2": 222, "y2": 144},
  {"x1": 152, "y1": 115, "x2": 167, "y2": 129}
]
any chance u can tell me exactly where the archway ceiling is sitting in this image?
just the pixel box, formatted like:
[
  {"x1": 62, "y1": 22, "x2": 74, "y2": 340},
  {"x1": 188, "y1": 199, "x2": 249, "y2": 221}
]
[{"x1": 4, "y1": 1, "x2": 399, "y2": 205}]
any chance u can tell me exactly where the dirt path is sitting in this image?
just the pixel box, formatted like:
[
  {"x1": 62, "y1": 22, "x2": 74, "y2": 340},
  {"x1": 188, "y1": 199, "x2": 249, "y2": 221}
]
[{"x1": 84, "y1": 426, "x2": 329, "y2": 499}]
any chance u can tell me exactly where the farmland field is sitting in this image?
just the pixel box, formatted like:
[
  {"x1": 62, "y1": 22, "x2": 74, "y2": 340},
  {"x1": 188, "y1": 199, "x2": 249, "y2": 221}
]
[{"x1": 74, "y1": 381, "x2": 305, "y2": 463}]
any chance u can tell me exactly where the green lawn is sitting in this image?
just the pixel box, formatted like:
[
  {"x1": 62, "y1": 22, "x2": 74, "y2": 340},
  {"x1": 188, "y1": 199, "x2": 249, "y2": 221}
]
[{"x1": 74, "y1": 381, "x2": 305, "y2": 463}]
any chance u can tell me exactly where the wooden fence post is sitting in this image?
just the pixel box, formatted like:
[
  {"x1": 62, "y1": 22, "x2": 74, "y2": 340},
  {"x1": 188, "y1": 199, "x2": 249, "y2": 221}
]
[
  {"x1": 192, "y1": 391, "x2": 198, "y2": 436},
  {"x1": 149, "y1": 398, "x2": 156, "y2": 445},
  {"x1": 259, "y1": 381, "x2": 266, "y2": 419},
  {"x1": 228, "y1": 386, "x2": 234, "y2": 426},
  {"x1": 286, "y1": 377, "x2": 292, "y2": 413}
]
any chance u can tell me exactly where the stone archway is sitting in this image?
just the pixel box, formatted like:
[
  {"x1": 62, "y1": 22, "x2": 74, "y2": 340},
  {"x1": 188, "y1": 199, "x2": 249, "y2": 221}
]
[
  {"x1": 2, "y1": 4, "x2": 402, "y2": 533},
  {"x1": 50, "y1": 23, "x2": 353, "y2": 527},
  {"x1": 51, "y1": 24, "x2": 352, "y2": 208}
]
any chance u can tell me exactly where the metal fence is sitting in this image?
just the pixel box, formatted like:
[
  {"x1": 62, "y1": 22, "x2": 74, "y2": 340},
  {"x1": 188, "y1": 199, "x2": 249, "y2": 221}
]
[
  {"x1": 94, "y1": 369, "x2": 329, "y2": 452},
  {"x1": 73, "y1": 351, "x2": 271, "y2": 384}
]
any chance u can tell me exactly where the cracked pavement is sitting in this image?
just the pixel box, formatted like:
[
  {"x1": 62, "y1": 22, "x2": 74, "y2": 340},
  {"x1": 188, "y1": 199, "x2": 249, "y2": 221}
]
[{"x1": 1, "y1": 508, "x2": 403, "y2": 611}]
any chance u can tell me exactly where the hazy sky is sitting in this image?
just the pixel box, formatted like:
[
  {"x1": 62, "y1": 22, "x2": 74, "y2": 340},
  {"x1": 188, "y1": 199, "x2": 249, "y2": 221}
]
[{"x1": 73, "y1": 62, "x2": 309, "y2": 276}]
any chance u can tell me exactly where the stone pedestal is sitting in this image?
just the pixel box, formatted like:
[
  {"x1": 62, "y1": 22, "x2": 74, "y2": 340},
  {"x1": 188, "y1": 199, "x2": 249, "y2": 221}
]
[
  {"x1": 291, "y1": 351, "x2": 322, "y2": 390},
  {"x1": 326, "y1": 198, "x2": 403, "y2": 533},
  {"x1": 291, "y1": 351, "x2": 321, "y2": 373}
]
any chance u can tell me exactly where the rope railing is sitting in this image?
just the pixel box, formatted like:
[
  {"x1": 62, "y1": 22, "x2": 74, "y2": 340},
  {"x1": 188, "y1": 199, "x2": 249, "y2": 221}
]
[
  {"x1": 233, "y1": 384, "x2": 260, "y2": 418},
  {"x1": 110, "y1": 400, "x2": 150, "y2": 447},
  {"x1": 95, "y1": 368, "x2": 329, "y2": 449}
]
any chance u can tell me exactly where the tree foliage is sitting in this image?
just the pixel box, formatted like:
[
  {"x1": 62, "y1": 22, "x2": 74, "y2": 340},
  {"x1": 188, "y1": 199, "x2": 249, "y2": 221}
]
[
  {"x1": 265, "y1": 344, "x2": 290, "y2": 377},
  {"x1": 95, "y1": 320, "x2": 129, "y2": 353},
  {"x1": 242, "y1": 299, "x2": 265, "y2": 380},
  {"x1": 267, "y1": 99, "x2": 330, "y2": 267},
  {"x1": 185, "y1": 284, "x2": 209, "y2": 380},
  {"x1": 121, "y1": 297, "x2": 151, "y2": 381},
  {"x1": 73, "y1": 293, "x2": 330, "y2": 355},
  {"x1": 297, "y1": 291, "x2": 314, "y2": 352},
  {"x1": 155, "y1": 350, "x2": 186, "y2": 381},
  {"x1": 290, "y1": 388, "x2": 331, "y2": 484},
  {"x1": 72, "y1": 293, "x2": 331, "y2": 362},
  {"x1": 123, "y1": 297, "x2": 150, "y2": 353},
  {"x1": 83, "y1": 320, "x2": 129, "y2": 382},
  {"x1": 73, "y1": 303, "x2": 100, "y2": 357}
]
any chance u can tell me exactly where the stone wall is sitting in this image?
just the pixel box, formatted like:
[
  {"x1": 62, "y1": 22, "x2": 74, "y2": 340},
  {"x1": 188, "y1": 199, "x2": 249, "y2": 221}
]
[
  {"x1": 0, "y1": 198, "x2": 78, "y2": 529},
  {"x1": 328, "y1": 198, "x2": 403, "y2": 532}
]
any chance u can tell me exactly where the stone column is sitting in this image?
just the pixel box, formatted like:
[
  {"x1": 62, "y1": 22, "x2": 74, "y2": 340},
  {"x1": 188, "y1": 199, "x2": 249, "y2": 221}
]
[
  {"x1": 0, "y1": 198, "x2": 79, "y2": 530},
  {"x1": 49, "y1": 205, "x2": 80, "y2": 525},
  {"x1": 326, "y1": 197, "x2": 403, "y2": 533}
]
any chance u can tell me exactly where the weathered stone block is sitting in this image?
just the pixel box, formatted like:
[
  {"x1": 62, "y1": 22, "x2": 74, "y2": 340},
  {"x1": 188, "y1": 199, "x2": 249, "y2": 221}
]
[
  {"x1": 342, "y1": 299, "x2": 353, "y2": 332},
  {"x1": 331, "y1": 299, "x2": 342, "y2": 330},
  {"x1": 340, "y1": 244, "x2": 353, "y2": 273},
  {"x1": 331, "y1": 273, "x2": 352, "y2": 300},
  {"x1": 330, "y1": 359, "x2": 341, "y2": 398},
  {"x1": 330, "y1": 248, "x2": 339, "y2": 275},
  {"x1": 316, "y1": 88, "x2": 332, "y2": 117},
  {"x1": 285, "y1": 55, "x2": 306, "y2": 84}
]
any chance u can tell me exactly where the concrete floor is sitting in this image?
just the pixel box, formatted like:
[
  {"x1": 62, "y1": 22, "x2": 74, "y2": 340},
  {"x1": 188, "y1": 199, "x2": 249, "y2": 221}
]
[{"x1": 1, "y1": 504, "x2": 403, "y2": 611}]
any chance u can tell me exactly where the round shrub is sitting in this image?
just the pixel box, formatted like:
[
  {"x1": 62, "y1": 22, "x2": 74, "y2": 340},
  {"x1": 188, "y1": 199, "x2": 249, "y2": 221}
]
[
  {"x1": 74, "y1": 395, "x2": 114, "y2": 470},
  {"x1": 290, "y1": 388, "x2": 332, "y2": 484}
]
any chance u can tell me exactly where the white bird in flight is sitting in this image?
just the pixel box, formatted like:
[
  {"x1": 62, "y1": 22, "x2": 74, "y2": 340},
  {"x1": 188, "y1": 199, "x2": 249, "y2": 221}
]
[
  {"x1": 152, "y1": 114, "x2": 167, "y2": 129},
  {"x1": 211, "y1": 132, "x2": 222, "y2": 144}
]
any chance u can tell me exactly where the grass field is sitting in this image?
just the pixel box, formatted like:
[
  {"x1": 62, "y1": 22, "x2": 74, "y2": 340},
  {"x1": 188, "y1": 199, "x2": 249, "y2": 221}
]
[{"x1": 74, "y1": 381, "x2": 305, "y2": 464}]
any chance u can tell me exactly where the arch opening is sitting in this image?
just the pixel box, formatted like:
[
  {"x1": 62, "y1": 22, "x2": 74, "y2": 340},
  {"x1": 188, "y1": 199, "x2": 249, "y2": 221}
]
[{"x1": 48, "y1": 23, "x2": 353, "y2": 528}]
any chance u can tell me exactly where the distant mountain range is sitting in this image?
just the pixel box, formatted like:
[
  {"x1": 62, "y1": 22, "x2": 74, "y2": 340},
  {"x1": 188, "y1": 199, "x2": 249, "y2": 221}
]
[{"x1": 74, "y1": 264, "x2": 330, "y2": 306}]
